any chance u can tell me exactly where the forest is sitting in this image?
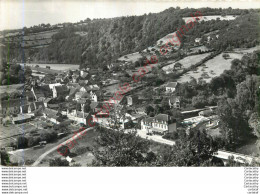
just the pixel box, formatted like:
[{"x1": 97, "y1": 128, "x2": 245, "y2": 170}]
[{"x1": 1, "y1": 7, "x2": 257, "y2": 68}]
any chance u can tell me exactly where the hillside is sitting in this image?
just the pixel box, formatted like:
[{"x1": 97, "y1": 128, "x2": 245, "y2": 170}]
[{"x1": 0, "y1": 7, "x2": 258, "y2": 68}]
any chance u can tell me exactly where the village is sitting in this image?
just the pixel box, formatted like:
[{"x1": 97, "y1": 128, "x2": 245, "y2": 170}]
[
  {"x1": 0, "y1": 55, "x2": 222, "y2": 165},
  {"x1": 0, "y1": 6, "x2": 259, "y2": 167}
]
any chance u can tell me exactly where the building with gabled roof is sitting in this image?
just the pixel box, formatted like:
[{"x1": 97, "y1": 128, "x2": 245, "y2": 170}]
[
  {"x1": 169, "y1": 96, "x2": 180, "y2": 109},
  {"x1": 141, "y1": 114, "x2": 176, "y2": 135},
  {"x1": 53, "y1": 85, "x2": 69, "y2": 98},
  {"x1": 165, "y1": 82, "x2": 178, "y2": 93}
]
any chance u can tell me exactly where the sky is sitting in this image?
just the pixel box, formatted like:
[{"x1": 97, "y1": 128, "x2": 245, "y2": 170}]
[{"x1": 1, "y1": 0, "x2": 260, "y2": 31}]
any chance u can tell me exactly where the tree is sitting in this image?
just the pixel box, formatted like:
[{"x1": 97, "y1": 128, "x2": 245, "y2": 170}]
[
  {"x1": 17, "y1": 136, "x2": 28, "y2": 149},
  {"x1": 0, "y1": 151, "x2": 10, "y2": 166},
  {"x1": 24, "y1": 66, "x2": 32, "y2": 91},
  {"x1": 158, "y1": 129, "x2": 218, "y2": 166},
  {"x1": 249, "y1": 112, "x2": 260, "y2": 137},
  {"x1": 57, "y1": 145, "x2": 70, "y2": 157},
  {"x1": 49, "y1": 158, "x2": 69, "y2": 166},
  {"x1": 92, "y1": 128, "x2": 156, "y2": 166},
  {"x1": 145, "y1": 105, "x2": 154, "y2": 115}
]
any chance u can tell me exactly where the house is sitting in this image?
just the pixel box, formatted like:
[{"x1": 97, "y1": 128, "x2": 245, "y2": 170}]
[
  {"x1": 43, "y1": 108, "x2": 60, "y2": 124},
  {"x1": 66, "y1": 109, "x2": 91, "y2": 125},
  {"x1": 169, "y1": 96, "x2": 180, "y2": 109},
  {"x1": 12, "y1": 114, "x2": 33, "y2": 124},
  {"x1": 23, "y1": 91, "x2": 35, "y2": 102},
  {"x1": 31, "y1": 87, "x2": 44, "y2": 101},
  {"x1": 20, "y1": 103, "x2": 35, "y2": 114},
  {"x1": 55, "y1": 74, "x2": 64, "y2": 83},
  {"x1": 72, "y1": 74, "x2": 80, "y2": 83},
  {"x1": 34, "y1": 101, "x2": 44, "y2": 110},
  {"x1": 136, "y1": 107, "x2": 146, "y2": 115},
  {"x1": 125, "y1": 112, "x2": 146, "y2": 122},
  {"x1": 53, "y1": 85, "x2": 69, "y2": 98},
  {"x1": 49, "y1": 83, "x2": 62, "y2": 91},
  {"x1": 165, "y1": 82, "x2": 178, "y2": 93},
  {"x1": 90, "y1": 91, "x2": 98, "y2": 102},
  {"x1": 67, "y1": 83, "x2": 80, "y2": 89},
  {"x1": 31, "y1": 85, "x2": 52, "y2": 100},
  {"x1": 0, "y1": 98, "x2": 27, "y2": 115},
  {"x1": 78, "y1": 80, "x2": 89, "y2": 85},
  {"x1": 80, "y1": 71, "x2": 88, "y2": 79},
  {"x1": 79, "y1": 86, "x2": 88, "y2": 92},
  {"x1": 127, "y1": 96, "x2": 138, "y2": 106},
  {"x1": 75, "y1": 92, "x2": 90, "y2": 101},
  {"x1": 44, "y1": 98, "x2": 52, "y2": 108},
  {"x1": 20, "y1": 104, "x2": 31, "y2": 114},
  {"x1": 66, "y1": 87, "x2": 80, "y2": 100},
  {"x1": 199, "y1": 109, "x2": 214, "y2": 117},
  {"x1": 141, "y1": 114, "x2": 176, "y2": 135},
  {"x1": 20, "y1": 101, "x2": 44, "y2": 114},
  {"x1": 194, "y1": 38, "x2": 202, "y2": 45}
]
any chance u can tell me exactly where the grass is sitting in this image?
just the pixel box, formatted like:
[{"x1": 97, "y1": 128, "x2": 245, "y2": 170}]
[
  {"x1": 162, "y1": 52, "x2": 211, "y2": 71},
  {"x1": 0, "y1": 119, "x2": 52, "y2": 148},
  {"x1": 0, "y1": 84, "x2": 23, "y2": 94},
  {"x1": 183, "y1": 15, "x2": 237, "y2": 23},
  {"x1": 27, "y1": 63, "x2": 80, "y2": 71},
  {"x1": 118, "y1": 52, "x2": 143, "y2": 63},
  {"x1": 4, "y1": 30, "x2": 58, "y2": 48},
  {"x1": 178, "y1": 52, "x2": 244, "y2": 83},
  {"x1": 43, "y1": 128, "x2": 100, "y2": 166}
]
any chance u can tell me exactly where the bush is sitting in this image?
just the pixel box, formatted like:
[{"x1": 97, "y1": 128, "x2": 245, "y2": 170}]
[
  {"x1": 71, "y1": 163, "x2": 82, "y2": 167},
  {"x1": 39, "y1": 130, "x2": 58, "y2": 142},
  {"x1": 73, "y1": 146, "x2": 91, "y2": 155},
  {"x1": 49, "y1": 158, "x2": 69, "y2": 166},
  {"x1": 27, "y1": 136, "x2": 41, "y2": 147},
  {"x1": 25, "y1": 159, "x2": 35, "y2": 165},
  {"x1": 17, "y1": 136, "x2": 28, "y2": 149},
  {"x1": 162, "y1": 131, "x2": 179, "y2": 140},
  {"x1": 57, "y1": 145, "x2": 70, "y2": 157},
  {"x1": 0, "y1": 151, "x2": 10, "y2": 165}
]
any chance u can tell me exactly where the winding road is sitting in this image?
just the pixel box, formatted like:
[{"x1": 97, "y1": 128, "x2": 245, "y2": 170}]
[{"x1": 32, "y1": 127, "x2": 93, "y2": 166}]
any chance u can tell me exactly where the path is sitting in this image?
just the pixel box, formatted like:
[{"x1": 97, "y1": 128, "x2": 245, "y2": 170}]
[{"x1": 32, "y1": 127, "x2": 93, "y2": 166}]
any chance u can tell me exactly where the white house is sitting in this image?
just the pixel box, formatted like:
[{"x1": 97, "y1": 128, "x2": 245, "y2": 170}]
[
  {"x1": 49, "y1": 83, "x2": 62, "y2": 91},
  {"x1": 141, "y1": 114, "x2": 176, "y2": 135},
  {"x1": 90, "y1": 91, "x2": 98, "y2": 102},
  {"x1": 165, "y1": 82, "x2": 178, "y2": 93},
  {"x1": 169, "y1": 96, "x2": 180, "y2": 109}
]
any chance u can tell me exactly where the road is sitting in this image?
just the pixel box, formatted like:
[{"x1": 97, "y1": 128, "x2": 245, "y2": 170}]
[
  {"x1": 136, "y1": 130, "x2": 175, "y2": 146},
  {"x1": 31, "y1": 127, "x2": 93, "y2": 166}
]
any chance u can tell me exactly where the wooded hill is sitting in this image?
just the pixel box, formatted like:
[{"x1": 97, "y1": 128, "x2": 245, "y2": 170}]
[{"x1": 1, "y1": 7, "x2": 258, "y2": 68}]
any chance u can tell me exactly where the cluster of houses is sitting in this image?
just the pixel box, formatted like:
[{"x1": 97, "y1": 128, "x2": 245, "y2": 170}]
[{"x1": 0, "y1": 62, "x2": 185, "y2": 136}]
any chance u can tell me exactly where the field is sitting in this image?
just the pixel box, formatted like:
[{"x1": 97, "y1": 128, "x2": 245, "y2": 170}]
[
  {"x1": 0, "y1": 119, "x2": 42, "y2": 148},
  {"x1": 40, "y1": 128, "x2": 99, "y2": 166},
  {"x1": 3, "y1": 30, "x2": 58, "y2": 48},
  {"x1": 0, "y1": 84, "x2": 23, "y2": 94},
  {"x1": 189, "y1": 46, "x2": 211, "y2": 54},
  {"x1": 26, "y1": 63, "x2": 80, "y2": 71},
  {"x1": 118, "y1": 52, "x2": 143, "y2": 63},
  {"x1": 183, "y1": 15, "x2": 237, "y2": 23},
  {"x1": 162, "y1": 52, "x2": 212, "y2": 71},
  {"x1": 233, "y1": 45, "x2": 260, "y2": 53},
  {"x1": 178, "y1": 52, "x2": 244, "y2": 83},
  {"x1": 156, "y1": 31, "x2": 181, "y2": 47}
]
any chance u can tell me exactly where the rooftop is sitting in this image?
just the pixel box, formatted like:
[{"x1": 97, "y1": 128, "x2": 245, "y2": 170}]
[{"x1": 166, "y1": 82, "x2": 178, "y2": 88}]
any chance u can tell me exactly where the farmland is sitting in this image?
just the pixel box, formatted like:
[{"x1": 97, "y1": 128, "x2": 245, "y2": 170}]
[
  {"x1": 162, "y1": 52, "x2": 212, "y2": 71},
  {"x1": 26, "y1": 63, "x2": 80, "y2": 71},
  {"x1": 183, "y1": 15, "x2": 237, "y2": 23},
  {"x1": 178, "y1": 52, "x2": 244, "y2": 83},
  {"x1": 2, "y1": 30, "x2": 59, "y2": 48},
  {"x1": 0, "y1": 84, "x2": 23, "y2": 94},
  {"x1": 118, "y1": 52, "x2": 143, "y2": 63}
]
